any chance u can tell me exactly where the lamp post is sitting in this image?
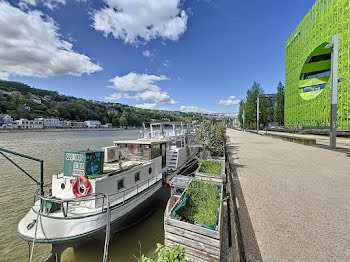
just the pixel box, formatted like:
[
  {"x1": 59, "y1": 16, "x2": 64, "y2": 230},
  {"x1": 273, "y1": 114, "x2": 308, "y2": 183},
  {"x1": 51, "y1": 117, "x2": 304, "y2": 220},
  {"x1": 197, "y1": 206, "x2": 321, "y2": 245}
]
[
  {"x1": 325, "y1": 34, "x2": 346, "y2": 149},
  {"x1": 257, "y1": 96, "x2": 259, "y2": 133},
  {"x1": 243, "y1": 109, "x2": 245, "y2": 131}
]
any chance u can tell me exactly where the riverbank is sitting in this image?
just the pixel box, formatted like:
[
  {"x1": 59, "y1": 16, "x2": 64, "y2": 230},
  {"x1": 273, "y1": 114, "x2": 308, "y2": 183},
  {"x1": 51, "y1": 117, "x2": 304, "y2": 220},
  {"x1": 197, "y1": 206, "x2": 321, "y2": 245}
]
[{"x1": 0, "y1": 127, "x2": 141, "y2": 134}]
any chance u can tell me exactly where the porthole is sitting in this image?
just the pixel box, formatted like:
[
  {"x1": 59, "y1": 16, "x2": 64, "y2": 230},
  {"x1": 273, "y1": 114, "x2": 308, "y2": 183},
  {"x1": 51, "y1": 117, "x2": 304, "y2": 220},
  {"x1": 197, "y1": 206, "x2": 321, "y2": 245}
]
[
  {"x1": 148, "y1": 167, "x2": 152, "y2": 174},
  {"x1": 60, "y1": 183, "x2": 65, "y2": 190}
]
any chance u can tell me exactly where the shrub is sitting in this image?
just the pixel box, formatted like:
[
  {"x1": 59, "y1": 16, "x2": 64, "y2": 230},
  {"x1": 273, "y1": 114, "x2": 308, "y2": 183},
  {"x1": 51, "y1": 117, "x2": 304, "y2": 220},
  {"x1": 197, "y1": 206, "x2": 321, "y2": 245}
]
[
  {"x1": 138, "y1": 244, "x2": 188, "y2": 262},
  {"x1": 195, "y1": 121, "x2": 223, "y2": 156}
]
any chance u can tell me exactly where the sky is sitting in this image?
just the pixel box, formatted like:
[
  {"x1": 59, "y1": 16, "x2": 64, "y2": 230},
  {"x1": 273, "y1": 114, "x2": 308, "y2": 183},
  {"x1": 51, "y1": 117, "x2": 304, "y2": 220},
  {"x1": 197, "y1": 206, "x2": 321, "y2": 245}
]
[{"x1": 1, "y1": 0, "x2": 317, "y2": 114}]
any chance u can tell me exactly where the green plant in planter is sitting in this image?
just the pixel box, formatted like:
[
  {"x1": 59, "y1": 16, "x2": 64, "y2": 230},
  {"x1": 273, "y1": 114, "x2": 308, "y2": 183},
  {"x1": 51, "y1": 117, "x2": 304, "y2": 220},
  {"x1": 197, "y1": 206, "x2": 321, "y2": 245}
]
[
  {"x1": 138, "y1": 244, "x2": 188, "y2": 262},
  {"x1": 174, "y1": 181, "x2": 220, "y2": 229},
  {"x1": 198, "y1": 159, "x2": 221, "y2": 175}
]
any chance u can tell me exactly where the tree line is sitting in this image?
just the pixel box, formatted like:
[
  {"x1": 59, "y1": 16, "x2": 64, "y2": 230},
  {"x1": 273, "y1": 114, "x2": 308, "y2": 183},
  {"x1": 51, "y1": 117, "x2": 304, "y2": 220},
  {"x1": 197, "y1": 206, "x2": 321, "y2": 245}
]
[
  {"x1": 0, "y1": 80, "x2": 208, "y2": 126},
  {"x1": 238, "y1": 81, "x2": 285, "y2": 129}
]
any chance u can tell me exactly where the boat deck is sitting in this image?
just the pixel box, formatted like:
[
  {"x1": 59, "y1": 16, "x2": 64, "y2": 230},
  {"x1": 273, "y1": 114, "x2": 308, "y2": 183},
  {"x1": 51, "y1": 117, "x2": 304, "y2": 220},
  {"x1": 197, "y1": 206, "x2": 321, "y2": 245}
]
[{"x1": 37, "y1": 172, "x2": 163, "y2": 219}]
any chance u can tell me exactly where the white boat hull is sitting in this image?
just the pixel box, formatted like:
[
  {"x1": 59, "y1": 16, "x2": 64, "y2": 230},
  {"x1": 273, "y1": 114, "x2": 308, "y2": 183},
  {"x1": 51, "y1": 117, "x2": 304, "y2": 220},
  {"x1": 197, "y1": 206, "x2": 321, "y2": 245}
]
[{"x1": 18, "y1": 180, "x2": 168, "y2": 244}]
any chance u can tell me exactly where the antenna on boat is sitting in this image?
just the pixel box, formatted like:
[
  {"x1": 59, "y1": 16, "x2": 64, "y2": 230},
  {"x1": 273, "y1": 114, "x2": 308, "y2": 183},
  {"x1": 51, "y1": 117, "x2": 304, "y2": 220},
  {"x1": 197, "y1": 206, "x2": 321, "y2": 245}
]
[{"x1": 0, "y1": 147, "x2": 44, "y2": 196}]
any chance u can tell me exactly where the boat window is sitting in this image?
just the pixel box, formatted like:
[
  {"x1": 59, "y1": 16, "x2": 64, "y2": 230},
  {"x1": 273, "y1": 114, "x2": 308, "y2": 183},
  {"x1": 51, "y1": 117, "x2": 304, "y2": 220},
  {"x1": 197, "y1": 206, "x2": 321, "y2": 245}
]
[
  {"x1": 118, "y1": 179, "x2": 124, "y2": 190},
  {"x1": 151, "y1": 144, "x2": 161, "y2": 158},
  {"x1": 128, "y1": 144, "x2": 140, "y2": 156},
  {"x1": 135, "y1": 172, "x2": 140, "y2": 182},
  {"x1": 149, "y1": 167, "x2": 152, "y2": 174},
  {"x1": 141, "y1": 145, "x2": 150, "y2": 160}
]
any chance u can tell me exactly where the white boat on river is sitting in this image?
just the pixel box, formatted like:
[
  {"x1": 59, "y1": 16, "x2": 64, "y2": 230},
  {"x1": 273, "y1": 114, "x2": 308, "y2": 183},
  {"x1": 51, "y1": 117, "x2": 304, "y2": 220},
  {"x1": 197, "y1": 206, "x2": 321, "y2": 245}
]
[
  {"x1": 17, "y1": 139, "x2": 172, "y2": 261},
  {"x1": 14, "y1": 122, "x2": 199, "y2": 261}
]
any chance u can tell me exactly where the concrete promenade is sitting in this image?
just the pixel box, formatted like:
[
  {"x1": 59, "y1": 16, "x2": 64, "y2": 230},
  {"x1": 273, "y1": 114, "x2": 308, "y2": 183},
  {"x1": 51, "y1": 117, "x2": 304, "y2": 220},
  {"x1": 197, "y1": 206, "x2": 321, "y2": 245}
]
[
  {"x1": 226, "y1": 129, "x2": 350, "y2": 262},
  {"x1": 262, "y1": 131, "x2": 350, "y2": 151}
]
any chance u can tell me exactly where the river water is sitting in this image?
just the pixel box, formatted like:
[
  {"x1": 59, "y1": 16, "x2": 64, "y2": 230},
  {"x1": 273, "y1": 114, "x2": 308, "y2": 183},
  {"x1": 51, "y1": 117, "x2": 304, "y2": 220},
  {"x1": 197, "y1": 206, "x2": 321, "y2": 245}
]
[{"x1": 0, "y1": 130, "x2": 167, "y2": 262}]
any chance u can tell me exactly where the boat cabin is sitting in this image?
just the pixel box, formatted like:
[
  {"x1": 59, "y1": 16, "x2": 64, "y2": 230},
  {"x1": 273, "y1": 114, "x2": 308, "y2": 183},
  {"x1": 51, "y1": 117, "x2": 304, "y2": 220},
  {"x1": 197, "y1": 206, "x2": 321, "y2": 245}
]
[
  {"x1": 113, "y1": 139, "x2": 171, "y2": 168},
  {"x1": 51, "y1": 144, "x2": 167, "y2": 209}
]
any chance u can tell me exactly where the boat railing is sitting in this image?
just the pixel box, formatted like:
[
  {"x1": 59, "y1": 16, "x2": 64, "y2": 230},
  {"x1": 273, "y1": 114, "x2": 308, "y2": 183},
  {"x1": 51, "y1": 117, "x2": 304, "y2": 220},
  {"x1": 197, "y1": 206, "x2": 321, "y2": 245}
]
[
  {"x1": 138, "y1": 129, "x2": 188, "y2": 140},
  {"x1": 33, "y1": 173, "x2": 162, "y2": 218}
]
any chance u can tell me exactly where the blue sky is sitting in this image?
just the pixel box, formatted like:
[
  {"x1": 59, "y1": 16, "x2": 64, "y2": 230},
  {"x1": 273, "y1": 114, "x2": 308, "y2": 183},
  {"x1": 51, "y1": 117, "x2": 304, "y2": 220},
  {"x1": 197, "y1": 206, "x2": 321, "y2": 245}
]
[{"x1": 2, "y1": 0, "x2": 316, "y2": 114}]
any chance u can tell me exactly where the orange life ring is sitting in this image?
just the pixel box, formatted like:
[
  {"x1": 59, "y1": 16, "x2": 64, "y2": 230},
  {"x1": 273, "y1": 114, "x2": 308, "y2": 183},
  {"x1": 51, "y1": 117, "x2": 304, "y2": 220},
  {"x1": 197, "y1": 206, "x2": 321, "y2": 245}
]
[{"x1": 72, "y1": 176, "x2": 91, "y2": 197}]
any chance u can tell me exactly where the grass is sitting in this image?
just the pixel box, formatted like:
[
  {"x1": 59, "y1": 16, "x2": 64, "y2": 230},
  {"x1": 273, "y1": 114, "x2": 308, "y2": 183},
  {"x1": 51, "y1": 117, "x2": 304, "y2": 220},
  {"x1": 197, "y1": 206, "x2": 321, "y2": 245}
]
[
  {"x1": 174, "y1": 181, "x2": 221, "y2": 228},
  {"x1": 198, "y1": 159, "x2": 222, "y2": 175}
]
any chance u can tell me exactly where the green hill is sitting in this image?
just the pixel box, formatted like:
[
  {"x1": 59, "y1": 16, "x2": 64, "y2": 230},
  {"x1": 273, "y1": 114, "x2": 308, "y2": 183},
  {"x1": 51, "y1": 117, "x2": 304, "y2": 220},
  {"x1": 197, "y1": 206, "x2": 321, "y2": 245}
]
[{"x1": 0, "y1": 80, "x2": 207, "y2": 126}]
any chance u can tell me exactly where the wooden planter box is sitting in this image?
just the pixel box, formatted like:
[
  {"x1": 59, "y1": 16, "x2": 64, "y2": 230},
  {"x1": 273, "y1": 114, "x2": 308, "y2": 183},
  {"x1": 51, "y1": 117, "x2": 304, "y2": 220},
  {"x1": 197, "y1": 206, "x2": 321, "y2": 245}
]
[
  {"x1": 164, "y1": 184, "x2": 224, "y2": 262},
  {"x1": 194, "y1": 159, "x2": 225, "y2": 185}
]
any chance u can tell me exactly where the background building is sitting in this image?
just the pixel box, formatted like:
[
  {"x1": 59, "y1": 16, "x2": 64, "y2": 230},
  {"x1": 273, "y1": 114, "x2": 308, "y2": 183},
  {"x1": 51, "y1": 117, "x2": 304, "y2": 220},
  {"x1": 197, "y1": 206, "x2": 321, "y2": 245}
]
[
  {"x1": 84, "y1": 120, "x2": 101, "y2": 128},
  {"x1": 0, "y1": 114, "x2": 13, "y2": 126},
  {"x1": 285, "y1": 0, "x2": 350, "y2": 130},
  {"x1": 35, "y1": 118, "x2": 62, "y2": 128},
  {"x1": 15, "y1": 119, "x2": 43, "y2": 129}
]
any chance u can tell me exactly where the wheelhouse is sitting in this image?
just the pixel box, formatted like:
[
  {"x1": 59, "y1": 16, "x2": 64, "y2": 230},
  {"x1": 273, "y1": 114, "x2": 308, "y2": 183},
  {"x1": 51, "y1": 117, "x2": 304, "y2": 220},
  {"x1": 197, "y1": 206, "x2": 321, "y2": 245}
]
[{"x1": 113, "y1": 139, "x2": 171, "y2": 168}]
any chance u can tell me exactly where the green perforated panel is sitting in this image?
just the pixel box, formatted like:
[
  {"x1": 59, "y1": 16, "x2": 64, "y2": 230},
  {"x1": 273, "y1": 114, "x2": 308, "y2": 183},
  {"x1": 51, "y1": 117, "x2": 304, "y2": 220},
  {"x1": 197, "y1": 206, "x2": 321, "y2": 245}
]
[{"x1": 285, "y1": 0, "x2": 350, "y2": 130}]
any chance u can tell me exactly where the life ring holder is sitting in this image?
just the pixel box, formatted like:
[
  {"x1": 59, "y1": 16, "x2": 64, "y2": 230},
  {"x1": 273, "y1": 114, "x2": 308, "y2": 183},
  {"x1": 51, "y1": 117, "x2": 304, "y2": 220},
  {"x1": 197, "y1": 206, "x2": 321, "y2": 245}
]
[{"x1": 72, "y1": 176, "x2": 91, "y2": 197}]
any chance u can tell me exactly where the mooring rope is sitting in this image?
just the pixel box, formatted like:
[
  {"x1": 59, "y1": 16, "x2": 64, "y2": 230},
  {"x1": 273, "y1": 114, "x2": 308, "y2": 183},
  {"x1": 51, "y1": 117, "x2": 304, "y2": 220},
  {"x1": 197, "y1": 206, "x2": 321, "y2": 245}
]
[
  {"x1": 102, "y1": 195, "x2": 111, "y2": 262},
  {"x1": 29, "y1": 208, "x2": 40, "y2": 262}
]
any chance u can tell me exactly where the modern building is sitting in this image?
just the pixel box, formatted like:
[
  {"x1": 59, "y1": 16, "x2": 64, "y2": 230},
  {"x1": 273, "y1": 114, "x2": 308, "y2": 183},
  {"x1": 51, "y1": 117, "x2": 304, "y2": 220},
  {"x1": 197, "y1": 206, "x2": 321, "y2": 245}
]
[{"x1": 285, "y1": 0, "x2": 350, "y2": 130}]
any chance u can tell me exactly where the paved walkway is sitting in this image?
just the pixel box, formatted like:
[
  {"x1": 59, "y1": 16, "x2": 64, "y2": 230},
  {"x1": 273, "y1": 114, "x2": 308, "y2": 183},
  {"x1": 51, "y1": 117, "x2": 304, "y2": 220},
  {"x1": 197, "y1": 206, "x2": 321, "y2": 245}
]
[{"x1": 226, "y1": 129, "x2": 350, "y2": 262}]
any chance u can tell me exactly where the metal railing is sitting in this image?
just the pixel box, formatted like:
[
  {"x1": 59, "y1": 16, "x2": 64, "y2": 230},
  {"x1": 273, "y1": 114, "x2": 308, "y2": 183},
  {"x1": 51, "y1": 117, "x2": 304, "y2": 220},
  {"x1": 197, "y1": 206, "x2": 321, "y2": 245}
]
[
  {"x1": 0, "y1": 147, "x2": 44, "y2": 196},
  {"x1": 33, "y1": 173, "x2": 163, "y2": 218}
]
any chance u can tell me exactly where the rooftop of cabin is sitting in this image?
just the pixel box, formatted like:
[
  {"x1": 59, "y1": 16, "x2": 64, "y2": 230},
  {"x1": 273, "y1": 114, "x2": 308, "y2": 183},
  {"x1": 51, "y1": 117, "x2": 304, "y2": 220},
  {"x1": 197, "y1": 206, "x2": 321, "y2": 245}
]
[
  {"x1": 113, "y1": 139, "x2": 171, "y2": 145},
  {"x1": 143, "y1": 121, "x2": 185, "y2": 126}
]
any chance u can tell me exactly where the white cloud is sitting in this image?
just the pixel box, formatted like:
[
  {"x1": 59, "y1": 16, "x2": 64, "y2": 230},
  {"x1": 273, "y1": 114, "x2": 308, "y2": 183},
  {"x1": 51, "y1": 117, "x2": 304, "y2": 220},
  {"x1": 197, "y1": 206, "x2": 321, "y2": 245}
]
[
  {"x1": 180, "y1": 105, "x2": 214, "y2": 114},
  {"x1": 92, "y1": 0, "x2": 188, "y2": 44},
  {"x1": 109, "y1": 72, "x2": 168, "y2": 92},
  {"x1": 105, "y1": 93, "x2": 132, "y2": 100},
  {"x1": 219, "y1": 96, "x2": 241, "y2": 107},
  {"x1": 142, "y1": 50, "x2": 151, "y2": 57},
  {"x1": 19, "y1": 0, "x2": 66, "y2": 10},
  {"x1": 105, "y1": 72, "x2": 176, "y2": 105},
  {"x1": 0, "y1": 2, "x2": 102, "y2": 78},
  {"x1": 135, "y1": 103, "x2": 158, "y2": 109},
  {"x1": 136, "y1": 90, "x2": 176, "y2": 104}
]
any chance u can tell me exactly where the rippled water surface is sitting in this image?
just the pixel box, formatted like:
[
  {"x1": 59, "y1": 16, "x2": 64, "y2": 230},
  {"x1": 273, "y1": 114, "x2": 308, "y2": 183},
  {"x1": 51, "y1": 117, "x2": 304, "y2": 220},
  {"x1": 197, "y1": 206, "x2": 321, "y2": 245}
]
[{"x1": 0, "y1": 129, "x2": 166, "y2": 262}]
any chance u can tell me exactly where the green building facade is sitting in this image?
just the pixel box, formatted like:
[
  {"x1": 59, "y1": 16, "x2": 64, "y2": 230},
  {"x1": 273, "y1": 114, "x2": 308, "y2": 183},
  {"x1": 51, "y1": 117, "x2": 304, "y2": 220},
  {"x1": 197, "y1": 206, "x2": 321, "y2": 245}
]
[{"x1": 285, "y1": 0, "x2": 350, "y2": 130}]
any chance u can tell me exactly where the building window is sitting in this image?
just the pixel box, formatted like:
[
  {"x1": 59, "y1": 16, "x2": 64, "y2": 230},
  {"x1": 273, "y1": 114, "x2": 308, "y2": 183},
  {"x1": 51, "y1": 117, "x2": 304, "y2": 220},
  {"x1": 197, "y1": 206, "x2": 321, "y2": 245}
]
[
  {"x1": 135, "y1": 172, "x2": 140, "y2": 182},
  {"x1": 118, "y1": 179, "x2": 124, "y2": 190}
]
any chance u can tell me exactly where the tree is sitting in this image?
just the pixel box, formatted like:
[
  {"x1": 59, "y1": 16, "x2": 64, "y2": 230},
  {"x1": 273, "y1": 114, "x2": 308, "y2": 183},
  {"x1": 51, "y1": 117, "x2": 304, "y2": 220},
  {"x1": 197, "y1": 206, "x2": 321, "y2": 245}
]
[
  {"x1": 112, "y1": 114, "x2": 120, "y2": 126},
  {"x1": 119, "y1": 111, "x2": 128, "y2": 127},
  {"x1": 274, "y1": 81, "x2": 285, "y2": 125},
  {"x1": 238, "y1": 101, "x2": 245, "y2": 128},
  {"x1": 244, "y1": 81, "x2": 267, "y2": 129}
]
